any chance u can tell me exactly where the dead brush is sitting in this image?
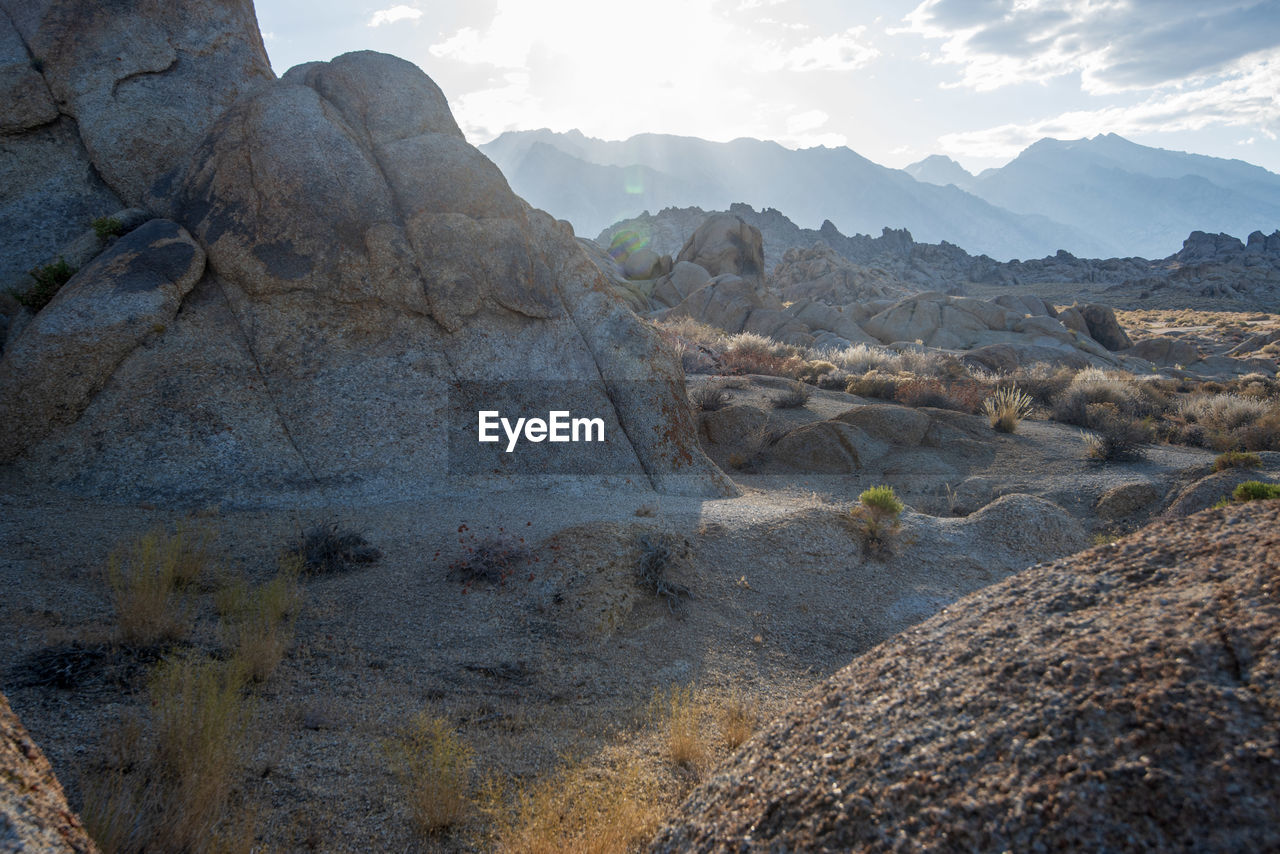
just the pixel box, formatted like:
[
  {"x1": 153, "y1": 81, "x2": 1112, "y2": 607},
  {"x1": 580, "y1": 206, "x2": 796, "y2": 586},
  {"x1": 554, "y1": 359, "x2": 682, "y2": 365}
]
[
  {"x1": 689, "y1": 383, "x2": 730, "y2": 412},
  {"x1": 448, "y1": 528, "x2": 532, "y2": 586},
  {"x1": 216, "y1": 556, "x2": 303, "y2": 683},
  {"x1": 650, "y1": 683, "x2": 709, "y2": 767},
  {"x1": 477, "y1": 757, "x2": 663, "y2": 854},
  {"x1": 292, "y1": 521, "x2": 381, "y2": 575},
  {"x1": 771, "y1": 380, "x2": 812, "y2": 409},
  {"x1": 633, "y1": 532, "x2": 692, "y2": 610}
]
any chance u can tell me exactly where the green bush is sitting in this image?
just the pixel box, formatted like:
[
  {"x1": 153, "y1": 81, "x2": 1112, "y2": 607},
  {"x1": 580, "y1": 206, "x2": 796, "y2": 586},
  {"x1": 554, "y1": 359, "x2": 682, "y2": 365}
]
[
  {"x1": 1232, "y1": 481, "x2": 1280, "y2": 502},
  {"x1": 12, "y1": 257, "x2": 76, "y2": 312},
  {"x1": 1214, "y1": 450, "x2": 1262, "y2": 472},
  {"x1": 93, "y1": 215, "x2": 125, "y2": 240},
  {"x1": 852, "y1": 485, "x2": 903, "y2": 554}
]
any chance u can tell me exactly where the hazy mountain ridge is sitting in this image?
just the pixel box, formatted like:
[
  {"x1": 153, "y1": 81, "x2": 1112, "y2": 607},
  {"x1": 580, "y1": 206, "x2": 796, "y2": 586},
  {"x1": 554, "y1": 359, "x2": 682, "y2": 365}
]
[
  {"x1": 480, "y1": 130, "x2": 1103, "y2": 261},
  {"x1": 909, "y1": 134, "x2": 1280, "y2": 258}
]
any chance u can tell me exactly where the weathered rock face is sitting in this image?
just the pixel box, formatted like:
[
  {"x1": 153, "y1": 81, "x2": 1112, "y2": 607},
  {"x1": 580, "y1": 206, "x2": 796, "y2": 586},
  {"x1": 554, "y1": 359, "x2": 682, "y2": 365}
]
[
  {"x1": 1078, "y1": 302, "x2": 1134, "y2": 351},
  {"x1": 0, "y1": 219, "x2": 204, "y2": 461},
  {"x1": 0, "y1": 0, "x2": 272, "y2": 293},
  {"x1": 8, "y1": 49, "x2": 733, "y2": 503},
  {"x1": 651, "y1": 501, "x2": 1280, "y2": 852},
  {"x1": 4, "y1": 0, "x2": 274, "y2": 204},
  {"x1": 675, "y1": 213, "x2": 765, "y2": 285},
  {"x1": 0, "y1": 691, "x2": 99, "y2": 853},
  {"x1": 771, "y1": 243, "x2": 910, "y2": 305}
]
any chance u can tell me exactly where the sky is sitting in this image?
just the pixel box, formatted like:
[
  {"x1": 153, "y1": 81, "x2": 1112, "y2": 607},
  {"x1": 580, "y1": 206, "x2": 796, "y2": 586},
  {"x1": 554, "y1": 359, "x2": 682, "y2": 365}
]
[{"x1": 253, "y1": 0, "x2": 1280, "y2": 175}]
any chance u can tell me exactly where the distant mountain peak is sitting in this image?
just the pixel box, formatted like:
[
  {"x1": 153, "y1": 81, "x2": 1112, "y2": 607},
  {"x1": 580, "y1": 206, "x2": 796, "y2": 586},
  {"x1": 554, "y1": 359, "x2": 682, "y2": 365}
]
[{"x1": 903, "y1": 154, "x2": 974, "y2": 189}]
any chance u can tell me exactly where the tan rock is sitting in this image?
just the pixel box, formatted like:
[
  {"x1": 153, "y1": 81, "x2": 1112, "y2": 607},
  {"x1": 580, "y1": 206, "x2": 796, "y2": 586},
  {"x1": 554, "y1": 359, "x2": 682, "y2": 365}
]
[
  {"x1": 0, "y1": 691, "x2": 99, "y2": 853},
  {"x1": 675, "y1": 213, "x2": 765, "y2": 285}
]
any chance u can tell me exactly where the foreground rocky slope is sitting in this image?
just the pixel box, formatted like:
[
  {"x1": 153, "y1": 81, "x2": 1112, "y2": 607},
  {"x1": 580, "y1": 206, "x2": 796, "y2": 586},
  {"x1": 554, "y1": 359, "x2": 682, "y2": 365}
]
[{"x1": 651, "y1": 500, "x2": 1280, "y2": 852}]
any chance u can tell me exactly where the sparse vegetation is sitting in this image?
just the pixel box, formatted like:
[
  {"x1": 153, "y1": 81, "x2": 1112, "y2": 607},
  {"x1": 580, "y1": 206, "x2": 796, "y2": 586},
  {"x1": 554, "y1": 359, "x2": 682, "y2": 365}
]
[
  {"x1": 771, "y1": 380, "x2": 812, "y2": 409},
  {"x1": 448, "y1": 528, "x2": 532, "y2": 586},
  {"x1": 217, "y1": 556, "x2": 303, "y2": 683},
  {"x1": 384, "y1": 711, "x2": 475, "y2": 835},
  {"x1": 982, "y1": 386, "x2": 1034, "y2": 433},
  {"x1": 1081, "y1": 403, "x2": 1151, "y2": 462},
  {"x1": 1214, "y1": 450, "x2": 1263, "y2": 471},
  {"x1": 718, "y1": 690, "x2": 758, "y2": 750},
  {"x1": 689, "y1": 383, "x2": 729, "y2": 412},
  {"x1": 93, "y1": 215, "x2": 125, "y2": 240},
  {"x1": 852, "y1": 485, "x2": 904, "y2": 554},
  {"x1": 479, "y1": 758, "x2": 663, "y2": 854},
  {"x1": 11, "y1": 257, "x2": 76, "y2": 312},
  {"x1": 292, "y1": 521, "x2": 381, "y2": 575},
  {"x1": 107, "y1": 524, "x2": 215, "y2": 646},
  {"x1": 83, "y1": 653, "x2": 254, "y2": 854},
  {"x1": 651, "y1": 683, "x2": 708, "y2": 767},
  {"x1": 1232, "y1": 480, "x2": 1280, "y2": 502},
  {"x1": 633, "y1": 532, "x2": 691, "y2": 610}
]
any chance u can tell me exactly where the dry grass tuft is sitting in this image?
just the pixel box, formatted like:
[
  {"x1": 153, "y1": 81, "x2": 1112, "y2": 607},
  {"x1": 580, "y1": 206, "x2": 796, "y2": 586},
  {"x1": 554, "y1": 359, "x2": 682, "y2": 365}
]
[
  {"x1": 718, "y1": 690, "x2": 759, "y2": 751},
  {"x1": 651, "y1": 684, "x2": 709, "y2": 767},
  {"x1": 217, "y1": 556, "x2": 303, "y2": 683},
  {"x1": 385, "y1": 711, "x2": 475, "y2": 836},
  {"x1": 982, "y1": 386, "x2": 1034, "y2": 433},
  {"x1": 480, "y1": 758, "x2": 664, "y2": 854},
  {"x1": 107, "y1": 524, "x2": 216, "y2": 646}
]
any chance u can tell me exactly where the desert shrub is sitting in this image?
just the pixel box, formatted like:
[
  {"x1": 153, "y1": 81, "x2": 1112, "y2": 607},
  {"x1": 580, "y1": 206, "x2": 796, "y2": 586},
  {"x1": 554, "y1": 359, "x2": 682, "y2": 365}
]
[
  {"x1": 1236, "y1": 409, "x2": 1280, "y2": 452},
  {"x1": 894, "y1": 377, "x2": 962, "y2": 410},
  {"x1": 292, "y1": 521, "x2": 380, "y2": 575},
  {"x1": 1214, "y1": 450, "x2": 1263, "y2": 471},
  {"x1": 689, "y1": 383, "x2": 729, "y2": 412},
  {"x1": 107, "y1": 525, "x2": 214, "y2": 646},
  {"x1": 816, "y1": 370, "x2": 850, "y2": 391},
  {"x1": 771, "y1": 380, "x2": 812, "y2": 409},
  {"x1": 721, "y1": 332, "x2": 805, "y2": 378},
  {"x1": 1052, "y1": 368, "x2": 1148, "y2": 426},
  {"x1": 845, "y1": 370, "x2": 899, "y2": 399},
  {"x1": 385, "y1": 711, "x2": 475, "y2": 835},
  {"x1": 718, "y1": 690, "x2": 758, "y2": 751},
  {"x1": 1012, "y1": 363, "x2": 1076, "y2": 406},
  {"x1": 1081, "y1": 403, "x2": 1150, "y2": 462},
  {"x1": 12, "y1": 257, "x2": 77, "y2": 312},
  {"x1": 1177, "y1": 393, "x2": 1271, "y2": 433},
  {"x1": 633, "y1": 532, "x2": 691, "y2": 610},
  {"x1": 93, "y1": 215, "x2": 125, "y2": 240},
  {"x1": 982, "y1": 386, "x2": 1034, "y2": 433},
  {"x1": 478, "y1": 758, "x2": 662, "y2": 854},
  {"x1": 820, "y1": 343, "x2": 904, "y2": 375},
  {"x1": 448, "y1": 531, "x2": 531, "y2": 586},
  {"x1": 650, "y1": 684, "x2": 708, "y2": 767},
  {"x1": 946, "y1": 377, "x2": 990, "y2": 414},
  {"x1": 796, "y1": 360, "x2": 837, "y2": 383},
  {"x1": 217, "y1": 557, "x2": 302, "y2": 683},
  {"x1": 656, "y1": 316, "x2": 726, "y2": 349},
  {"x1": 1232, "y1": 481, "x2": 1280, "y2": 502},
  {"x1": 851, "y1": 485, "x2": 903, "y2": 553}
]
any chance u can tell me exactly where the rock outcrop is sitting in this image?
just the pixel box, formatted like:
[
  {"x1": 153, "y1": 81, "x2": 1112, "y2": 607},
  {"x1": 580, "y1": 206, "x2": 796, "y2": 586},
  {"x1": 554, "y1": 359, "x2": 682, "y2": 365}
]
[
  {"x1": 675, "y1": 214, "x2": 765, "y2": 285},
  {"x1": 1, "y1": 691, "x2": 98, "y2": 853},
  {"x1": 651, "y1": 501, "x2": 1280, "y2": 852},
  {"x1": 1, "y1": 7, "x2": 733, "y2": 503}
]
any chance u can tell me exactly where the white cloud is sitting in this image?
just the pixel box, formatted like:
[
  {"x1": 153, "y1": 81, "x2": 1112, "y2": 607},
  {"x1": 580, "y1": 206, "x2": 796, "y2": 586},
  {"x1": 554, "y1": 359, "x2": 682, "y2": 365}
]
[
  {"x1": 759, "y1": 26, "x2": 880, "y2": 72},
  {"x1": 367, "y1": 5, "x2": 422, "y2": 28},
  {"x1": 904, "y1": 0, "x2": 1280, "y2": 94},
  {"x1": 938, "y1": 48, "x2": 1280, "y2": 159}
]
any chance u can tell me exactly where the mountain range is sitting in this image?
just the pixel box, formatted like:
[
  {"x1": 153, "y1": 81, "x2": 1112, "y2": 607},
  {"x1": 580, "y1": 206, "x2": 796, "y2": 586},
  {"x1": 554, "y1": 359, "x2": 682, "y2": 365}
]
[{"x1": 480, "y1": 130, "x2": 1280, "y2": 262}]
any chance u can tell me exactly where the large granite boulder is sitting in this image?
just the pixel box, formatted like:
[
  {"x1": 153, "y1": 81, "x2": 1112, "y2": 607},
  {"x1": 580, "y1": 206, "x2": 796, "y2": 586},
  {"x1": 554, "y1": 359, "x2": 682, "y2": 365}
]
[
  {"x1": 1, "y1": 691, "x2": 98, "y2": 853},
  {"x1": 652, "y1": 501, "x2": 1280, "y2": 851},
  {"x1": 3, "y1": 0, "x2": 274, "y2": 205},
  {"x1": 675, "y1": 213, "x2": 765, "y2": 285},
  {"x1": 6, "y1": 49, "x2": 734, "y2": 502},
  {"x1": 1078, "y1": 302, "x2": 1134, "y2": 351},
  {"x1": 0, "y1": 219, "x2": 204, "y2": 461}
]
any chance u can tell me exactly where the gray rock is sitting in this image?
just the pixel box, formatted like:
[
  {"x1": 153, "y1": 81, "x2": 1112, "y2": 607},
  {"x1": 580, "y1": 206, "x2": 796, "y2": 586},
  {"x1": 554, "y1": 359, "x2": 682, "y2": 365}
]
[
  {"x1": 1079, "y1": 303, "x2": 1134, "y2": 351},
  {"x1": 0, "y1": 219, "x2": 205, "y2": 461},
  {"x1": 19, "y1": 51, "x2": 734, "y2": 503},
  {"x1": 675, "y1": 213, "x2": 765, "y2": 285},
  {"x1": 5, "y1": 0, "x2": 275, "y2": 204}
]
